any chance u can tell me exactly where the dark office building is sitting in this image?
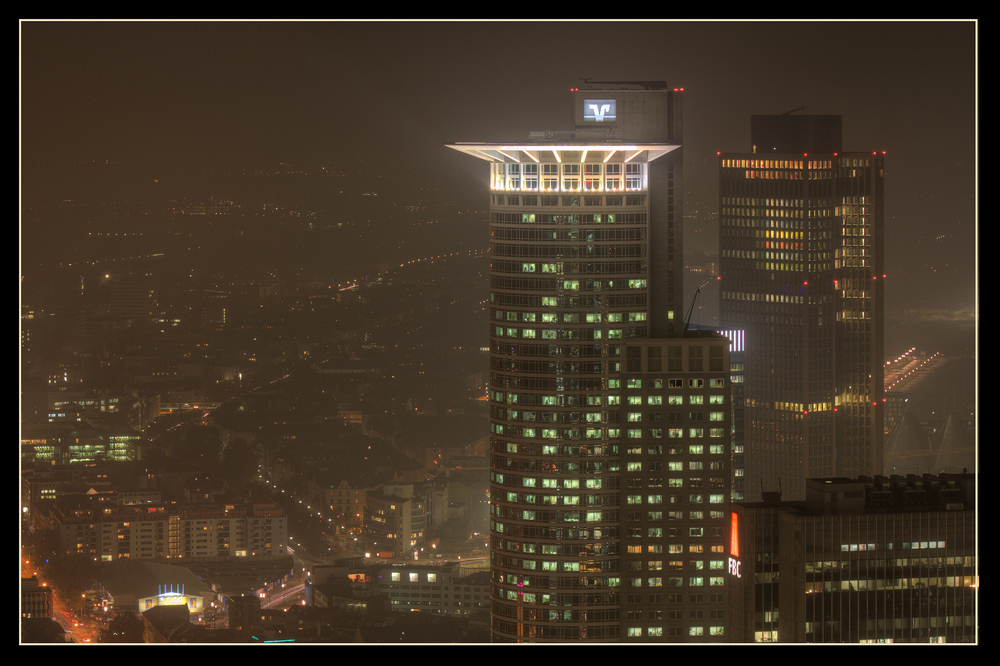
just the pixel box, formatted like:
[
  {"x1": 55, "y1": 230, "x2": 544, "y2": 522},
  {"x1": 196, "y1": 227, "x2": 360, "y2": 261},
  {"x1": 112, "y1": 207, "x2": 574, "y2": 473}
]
[
  {"x1": 719, "y1": 115, "x2": 885, "y2": 501},
  {"x1": 21, "y1": 577, "x2": 52, "y2": 620},
  {"x1": 731, "y1": 473, "x2": 977, "y2": 643}
]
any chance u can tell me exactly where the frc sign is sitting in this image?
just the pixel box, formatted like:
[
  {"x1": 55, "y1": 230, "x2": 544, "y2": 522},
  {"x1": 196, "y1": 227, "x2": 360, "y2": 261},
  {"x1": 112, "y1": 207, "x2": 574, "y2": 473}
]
[
  {"x1": 729, "y1": 512, "x2": 742, "y2": 577},
  {"x1": 583, "y1": 99, "x2": 616, "y2": 122},
  {"x1": 730, "y1": 513, "x2": 740, "y2": 557}
]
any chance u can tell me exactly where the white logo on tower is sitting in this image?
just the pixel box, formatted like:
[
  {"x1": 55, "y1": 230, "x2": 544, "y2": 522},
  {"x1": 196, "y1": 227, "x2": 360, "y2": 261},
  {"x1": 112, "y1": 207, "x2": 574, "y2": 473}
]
[
  {"x1": 583, "y1": 99, "x2": 616, "y2": 122},
  {"x1": 589, "y1": 104, "x2": 611, "y2": 121}
]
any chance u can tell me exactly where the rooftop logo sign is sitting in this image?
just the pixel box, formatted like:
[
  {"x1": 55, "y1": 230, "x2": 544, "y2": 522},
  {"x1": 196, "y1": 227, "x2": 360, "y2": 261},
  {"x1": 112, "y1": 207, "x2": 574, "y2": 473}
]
[{"x1": 583, "y1": 99, "x2": 616, "y2": 122}]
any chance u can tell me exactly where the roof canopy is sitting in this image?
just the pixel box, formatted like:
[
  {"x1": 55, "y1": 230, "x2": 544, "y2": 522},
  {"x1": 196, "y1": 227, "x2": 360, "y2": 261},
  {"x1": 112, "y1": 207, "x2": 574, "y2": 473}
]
[{"x1": 447, "y1": 143, "x2": 680, "y2": 164}]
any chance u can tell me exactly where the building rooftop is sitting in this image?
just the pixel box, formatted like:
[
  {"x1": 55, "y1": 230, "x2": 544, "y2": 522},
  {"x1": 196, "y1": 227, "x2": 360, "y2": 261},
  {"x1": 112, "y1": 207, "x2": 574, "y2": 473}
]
[
  {"x1": 447, "y1": 142, "x2": 679, "y2": 163},
  {"x1": 98, "y1": 560, "x2": 213, "y2": 603},
  {"x1": 737, "y1": 472, "x2": 975, "y2": 515}
]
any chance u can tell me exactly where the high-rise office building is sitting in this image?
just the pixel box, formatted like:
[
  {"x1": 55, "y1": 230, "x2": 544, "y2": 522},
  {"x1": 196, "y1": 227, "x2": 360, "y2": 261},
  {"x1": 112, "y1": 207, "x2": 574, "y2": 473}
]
[
  {"x1": 450, "y1": 84, "x2": 732, "y2": 642},
  {"x1": 719, "y1": 115, "x2": 884, "y2": 501},
  {"x1": 618, "y1": 334, "x2": 732, "y2": 642}
]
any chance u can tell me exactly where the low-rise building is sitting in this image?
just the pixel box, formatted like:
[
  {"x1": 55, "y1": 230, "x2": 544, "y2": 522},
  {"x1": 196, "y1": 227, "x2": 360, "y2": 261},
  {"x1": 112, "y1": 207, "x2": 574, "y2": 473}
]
[
  {"x1": 370, "y1": 563, "x2": 489, "y2": 616},
  {"x1": 21, "y1": 577, "x2": 52, "y2": 619},
  {"x1": 36, "y1": 499, "x2": 287, "y2": 561},
  {"x1": 731, "y1": 473, "x2": 977, "y2": 643}
]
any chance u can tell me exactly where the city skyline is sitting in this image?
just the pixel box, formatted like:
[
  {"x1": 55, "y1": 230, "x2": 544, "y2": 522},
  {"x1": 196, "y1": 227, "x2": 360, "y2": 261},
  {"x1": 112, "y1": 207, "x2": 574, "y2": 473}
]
[
  {"x1": 22, "y1": 20, "x2": 976, "y2": 334},
  {"x1": 19, "y1": 19, "x2": 978, "y2": 644}
]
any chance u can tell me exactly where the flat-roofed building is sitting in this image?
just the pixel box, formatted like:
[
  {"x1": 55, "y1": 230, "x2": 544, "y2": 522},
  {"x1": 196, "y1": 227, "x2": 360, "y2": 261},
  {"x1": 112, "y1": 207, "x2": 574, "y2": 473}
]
[{"x1": 731, "y1": 473, "x2": 976, "y2": 643}]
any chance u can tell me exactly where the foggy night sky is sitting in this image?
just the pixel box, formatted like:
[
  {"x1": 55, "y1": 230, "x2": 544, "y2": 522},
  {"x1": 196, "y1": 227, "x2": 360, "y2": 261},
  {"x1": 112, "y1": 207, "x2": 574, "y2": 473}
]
[{"x1": 20, "y1": 20, "x2": 977, "y2": 325}]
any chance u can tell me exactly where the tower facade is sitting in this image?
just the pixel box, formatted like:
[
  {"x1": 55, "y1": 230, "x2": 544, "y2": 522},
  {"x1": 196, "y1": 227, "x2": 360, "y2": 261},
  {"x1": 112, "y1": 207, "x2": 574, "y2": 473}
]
[
  {"x1": 451, "y1": 85, "x2": 733, "y2": 643},
  {"x1": 719, "y1": 115, "x2": 884, "y2": 501}
]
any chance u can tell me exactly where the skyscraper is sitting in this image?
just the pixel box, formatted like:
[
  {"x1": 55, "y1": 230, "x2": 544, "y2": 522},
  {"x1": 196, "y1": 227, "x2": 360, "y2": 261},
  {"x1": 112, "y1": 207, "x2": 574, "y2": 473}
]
[
  {"x1": 719, "y1": 115, "x2": 885, "y2": 501},
  {"x1": 450, "y1": 84, "x2": 732, "y2": 642}
]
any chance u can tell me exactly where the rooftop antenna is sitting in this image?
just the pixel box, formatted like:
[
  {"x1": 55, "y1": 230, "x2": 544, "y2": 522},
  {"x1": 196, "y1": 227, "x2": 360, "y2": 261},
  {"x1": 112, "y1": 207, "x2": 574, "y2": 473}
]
[{"x1": 578, "y1": 78, "x2": 670, "y2": 90}]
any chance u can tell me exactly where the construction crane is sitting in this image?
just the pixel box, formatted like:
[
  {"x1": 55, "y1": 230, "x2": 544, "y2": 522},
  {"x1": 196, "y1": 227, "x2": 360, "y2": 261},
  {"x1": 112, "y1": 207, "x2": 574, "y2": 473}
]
[{"x1": 683, "y1": 279, "x2": 714, "y2": 333}]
